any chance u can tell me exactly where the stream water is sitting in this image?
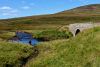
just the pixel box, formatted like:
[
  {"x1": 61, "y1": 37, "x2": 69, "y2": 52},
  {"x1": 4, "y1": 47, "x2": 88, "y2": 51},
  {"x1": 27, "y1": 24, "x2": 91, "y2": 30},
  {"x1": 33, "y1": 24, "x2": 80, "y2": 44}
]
[
  {"x1": 10, "y1": 31, "x2": 39, "y2": 46},
  {"x1": 18, "y1": 38, "x2": 39, "y2": 46}
]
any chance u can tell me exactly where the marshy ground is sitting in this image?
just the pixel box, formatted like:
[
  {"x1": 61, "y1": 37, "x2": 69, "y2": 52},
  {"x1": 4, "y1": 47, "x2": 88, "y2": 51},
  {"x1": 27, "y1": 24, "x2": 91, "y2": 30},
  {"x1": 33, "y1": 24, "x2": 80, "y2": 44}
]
[{"x1": 0, "y1": 27, "x2": 100, "y2": 67}]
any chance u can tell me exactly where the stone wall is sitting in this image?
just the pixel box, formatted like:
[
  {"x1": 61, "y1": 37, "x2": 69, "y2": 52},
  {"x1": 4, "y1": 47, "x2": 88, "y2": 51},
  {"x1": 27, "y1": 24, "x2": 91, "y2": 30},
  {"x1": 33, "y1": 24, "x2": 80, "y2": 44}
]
[{"x1": 68, "y1": 22, "x2": 100, "y2": 36}]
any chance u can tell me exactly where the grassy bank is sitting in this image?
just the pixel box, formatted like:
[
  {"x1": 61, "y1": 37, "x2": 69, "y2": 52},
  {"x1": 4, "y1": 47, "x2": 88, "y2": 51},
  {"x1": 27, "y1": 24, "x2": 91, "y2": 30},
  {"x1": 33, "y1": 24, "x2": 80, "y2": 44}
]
[
  {"x1": 0, "y1": 27, "x2": 100, "y2": 67},
  {"x1": 0, "y1": 42, "x2": 34, "y2": 67},
  {"x1": 25, "y1": 27, "x2": 100, "y2": 67},
  {"x1": 0, "y1": 31, "x2": 14, "y2": 40},
  {"x1": 0, "y1": 29, "x2": 72, "y2": 41},
  {"x1": 33, "y1": 30, "x2": 72, "y2": 41}
]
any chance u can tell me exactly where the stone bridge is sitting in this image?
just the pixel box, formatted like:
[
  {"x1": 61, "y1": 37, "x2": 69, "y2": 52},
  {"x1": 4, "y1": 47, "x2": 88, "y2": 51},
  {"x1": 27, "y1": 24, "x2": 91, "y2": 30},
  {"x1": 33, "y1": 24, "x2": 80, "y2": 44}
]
[{"x1": 68, "y1": 23, "x2": 100, "y2": 36}]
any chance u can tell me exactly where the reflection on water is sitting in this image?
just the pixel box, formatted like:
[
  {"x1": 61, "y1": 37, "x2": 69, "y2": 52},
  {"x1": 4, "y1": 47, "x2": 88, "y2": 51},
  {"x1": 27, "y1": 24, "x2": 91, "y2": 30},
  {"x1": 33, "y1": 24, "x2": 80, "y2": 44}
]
[
  {"x1": 17, "y1": 38, "x2": 39, "y2": 46},
  {"x1": 9, "y1": 31, "x2": 39, "y2": 46}
]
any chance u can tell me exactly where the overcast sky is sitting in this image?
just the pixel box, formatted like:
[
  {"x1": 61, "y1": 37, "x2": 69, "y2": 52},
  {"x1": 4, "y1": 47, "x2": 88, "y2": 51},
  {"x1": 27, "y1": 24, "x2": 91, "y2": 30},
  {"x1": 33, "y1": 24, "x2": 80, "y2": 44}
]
[{"x1": 0, "y1": 0, "x2": 100, "y2": 19}]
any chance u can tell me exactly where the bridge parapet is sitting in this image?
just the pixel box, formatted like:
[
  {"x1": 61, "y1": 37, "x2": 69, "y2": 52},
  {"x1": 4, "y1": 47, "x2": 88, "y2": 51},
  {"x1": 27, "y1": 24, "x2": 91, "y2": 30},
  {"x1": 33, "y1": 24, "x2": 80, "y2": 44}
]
[{"x1": 68, "y1": 22, "x2": 100, "y2": 36}]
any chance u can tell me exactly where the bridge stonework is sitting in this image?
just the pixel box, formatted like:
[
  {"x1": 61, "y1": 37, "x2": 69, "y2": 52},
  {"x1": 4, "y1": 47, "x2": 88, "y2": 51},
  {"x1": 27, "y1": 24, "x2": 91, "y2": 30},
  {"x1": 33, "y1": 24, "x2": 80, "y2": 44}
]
[{"x1": 68, "y1": 23, "x2": 100, "y2": 36}]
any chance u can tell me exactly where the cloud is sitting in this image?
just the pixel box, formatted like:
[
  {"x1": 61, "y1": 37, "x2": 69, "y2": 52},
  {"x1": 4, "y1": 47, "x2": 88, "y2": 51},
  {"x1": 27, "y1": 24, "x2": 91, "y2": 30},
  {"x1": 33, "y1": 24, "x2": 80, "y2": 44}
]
[
  {"x1": 2, "y1": 10, "x2": 19, "y2": 16},
  {"x1": 22, "y1": 6, "x2": 30, "y2": 9},
  {"x1": 0, "y1": 6, "x2": 12, "y2": 10},
  {"x1": 0, "y1": 6, "x2": 19, "y2": 16},
  {"x1": 10, "y1": 9, "x2": 19, "y2": 13},
  {"x1": 2, "y1": 12, "x2": 17, "y2": 16}
]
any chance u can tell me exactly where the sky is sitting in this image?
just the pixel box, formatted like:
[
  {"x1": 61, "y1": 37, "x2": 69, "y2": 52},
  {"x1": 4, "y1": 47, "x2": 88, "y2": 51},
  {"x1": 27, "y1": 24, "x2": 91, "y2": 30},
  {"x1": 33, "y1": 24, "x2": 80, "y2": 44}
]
[{"x1": 0, "y1": 0, "x2": 100, "y2": 19}]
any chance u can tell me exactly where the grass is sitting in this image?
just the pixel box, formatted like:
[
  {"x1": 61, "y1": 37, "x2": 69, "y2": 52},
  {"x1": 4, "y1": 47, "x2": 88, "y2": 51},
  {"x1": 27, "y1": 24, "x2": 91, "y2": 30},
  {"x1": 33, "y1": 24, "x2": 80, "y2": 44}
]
[
  {"x1": 0, "y1": 42, "x2": 34, "y2": 67},
  {"x1": 0, "y1": 4, "x2": 99, "y2": 67},
  {"x1": 0, "y1": 4, "x2": 99, "y2": 30},
  {"x1": 33, "y1": 29, "x2": 72, "y2": 41},
  {"x1": 0, "y1": 16, "x2": 100, "y2": 30},
  {"x1": 0, "y1": 31, "x2": 15, "y2": 40},
  {"x1": 0, "y1": 28, "x2": 72, "y2": 41},
  {"x1": 25, "y1": 27, "x2": 100, "y2": 67},
  {"x1": 0, "y1": 27, "x2": 100, "y2": 67}
]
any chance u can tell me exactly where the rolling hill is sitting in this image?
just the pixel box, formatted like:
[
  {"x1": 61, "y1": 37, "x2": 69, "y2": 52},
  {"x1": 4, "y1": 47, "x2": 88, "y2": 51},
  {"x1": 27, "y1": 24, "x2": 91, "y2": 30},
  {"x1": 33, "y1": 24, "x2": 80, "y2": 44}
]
[
  {"x1": 58, "y1": 4, "x2": 100, "y2": 15},
  {"x1": 0, "y1": 4, "x2": 100, "y2": 30},
  {"x1": 0, "y1": 4, "x2": 100, "y2": 67}
]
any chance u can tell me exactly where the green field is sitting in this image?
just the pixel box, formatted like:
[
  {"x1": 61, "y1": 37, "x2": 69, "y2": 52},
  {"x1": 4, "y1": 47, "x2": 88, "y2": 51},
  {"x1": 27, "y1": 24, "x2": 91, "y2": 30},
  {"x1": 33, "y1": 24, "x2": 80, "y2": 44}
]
[
  {"x1": 0, "y1": 27, "x2": 100, "y2": 67},
  {"x1": 25, "y1": 27, "x2": 100, "y2": 67},
  {"x1": 0, "y1": 4, "x2": 100, "y2": 67},
  {"x1": 0, "y1": 42, "x2": 34, "y2": 67}
]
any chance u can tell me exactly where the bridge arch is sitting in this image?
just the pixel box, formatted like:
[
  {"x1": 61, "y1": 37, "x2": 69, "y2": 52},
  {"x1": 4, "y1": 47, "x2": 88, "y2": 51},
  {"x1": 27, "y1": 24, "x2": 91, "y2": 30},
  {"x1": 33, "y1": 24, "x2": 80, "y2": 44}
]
[
  {"x1": 75, "y1": 29, "x2": 80, "y2": 35},
  {"x1": 68, "y1": 23, "x2": 97, "y2": 37}
]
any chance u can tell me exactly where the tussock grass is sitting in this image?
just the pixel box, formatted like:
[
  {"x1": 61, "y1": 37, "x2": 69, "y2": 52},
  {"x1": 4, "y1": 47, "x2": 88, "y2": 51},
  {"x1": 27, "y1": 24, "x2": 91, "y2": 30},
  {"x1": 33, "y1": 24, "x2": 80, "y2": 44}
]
[
  {"x1": 0, "y1": 42, "x2": 34, "y2": 67},
  {"x1": 0, "y1": 32, "x2": 14, "y2": 40},
  {"x1": 25, "y1": 27, "x2": 100, "y2": 67},
  {"x1": 33, "y1": 30, "x2": 72, "y2": 41}
]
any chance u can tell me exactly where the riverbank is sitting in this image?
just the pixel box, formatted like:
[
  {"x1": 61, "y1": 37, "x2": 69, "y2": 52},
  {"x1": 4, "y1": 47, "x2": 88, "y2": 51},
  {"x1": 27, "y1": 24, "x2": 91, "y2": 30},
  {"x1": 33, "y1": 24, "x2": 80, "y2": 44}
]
[{"x1": 25, "y1": 27, "x2": 100, "y2": 67}]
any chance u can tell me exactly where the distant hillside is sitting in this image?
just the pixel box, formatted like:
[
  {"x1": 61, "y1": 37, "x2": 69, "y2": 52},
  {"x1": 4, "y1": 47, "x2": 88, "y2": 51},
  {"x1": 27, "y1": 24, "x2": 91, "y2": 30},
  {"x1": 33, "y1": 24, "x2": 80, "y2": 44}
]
[
  {"x1": 0, "y1": 4, "x2": 100, "y2": 30},
  {"x1": 58, "y1": 4, "x2": 100, "y2": 15}
]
